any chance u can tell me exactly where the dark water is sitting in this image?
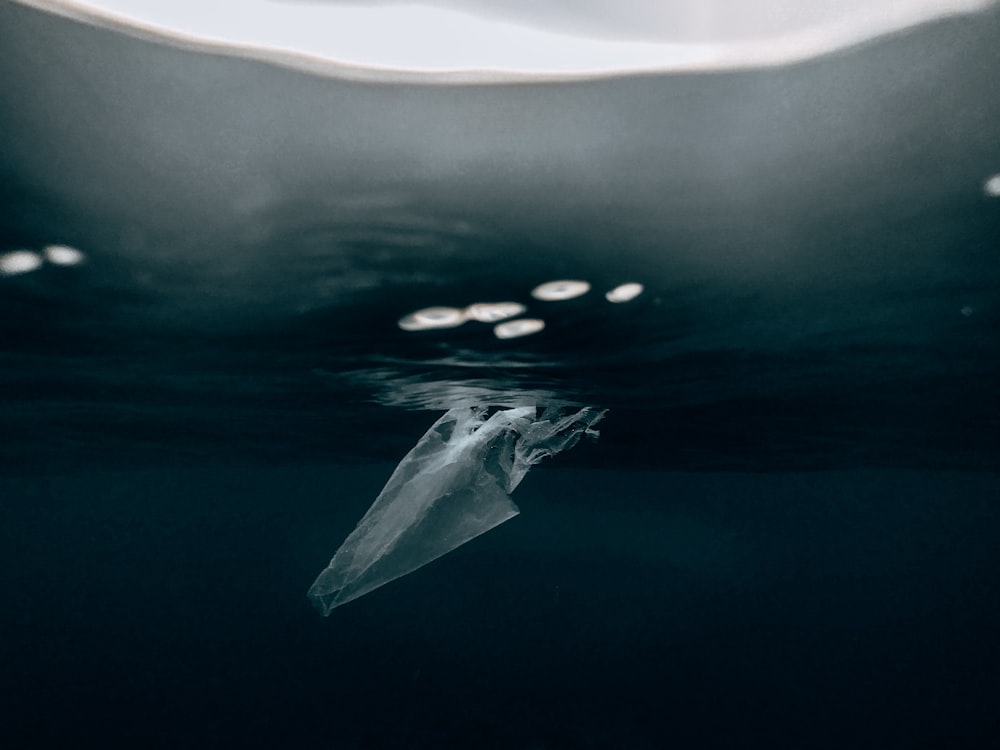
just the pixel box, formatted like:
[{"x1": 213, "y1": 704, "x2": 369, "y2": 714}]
[{"x1": 1, "y1": 2, "x2": 999, "y2": 748}]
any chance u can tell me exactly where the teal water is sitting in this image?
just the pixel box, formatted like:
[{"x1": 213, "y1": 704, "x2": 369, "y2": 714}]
[{"x1": 1, "y1": 2, "x2": 999, "y2": 747}]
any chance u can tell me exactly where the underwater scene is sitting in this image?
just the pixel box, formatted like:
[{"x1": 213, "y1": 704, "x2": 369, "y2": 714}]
[{"x1": 2, "y1": 1, "x2": 999, "y2": 747}]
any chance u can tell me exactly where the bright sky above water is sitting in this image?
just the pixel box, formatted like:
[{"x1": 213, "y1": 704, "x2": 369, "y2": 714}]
[{"x1": 16, "y1": 0, "x2": 999, "y2": 79}]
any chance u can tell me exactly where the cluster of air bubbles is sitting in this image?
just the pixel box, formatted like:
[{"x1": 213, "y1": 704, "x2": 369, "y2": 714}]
[
  {"x1": 399, "y1": 279, "x2": 643, "y2": 340},
  {"x1": 0, "y1": 244, "x2": 85, "y2": 276},
  {"x1": 984, "y1": 174, "x2": 1000, "y2": 198},
  {"x1": 398, "y1": 301, "x2": 529, "y2": 332}
]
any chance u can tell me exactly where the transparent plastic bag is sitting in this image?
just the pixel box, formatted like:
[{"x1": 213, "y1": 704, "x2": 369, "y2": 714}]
[{"x1": 308, "y1": 405, "x2": 605, "y2": 614}]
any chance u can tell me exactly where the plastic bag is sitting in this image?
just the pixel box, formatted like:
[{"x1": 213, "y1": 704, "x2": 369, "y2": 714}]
[{"x1": 308, "y1": 405, "x2": 605, "y2": 613}]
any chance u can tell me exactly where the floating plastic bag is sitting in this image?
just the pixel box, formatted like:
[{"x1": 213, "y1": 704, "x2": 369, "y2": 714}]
[{"x1": 308, "y1": 405, "x2": 605, "y2": 614}]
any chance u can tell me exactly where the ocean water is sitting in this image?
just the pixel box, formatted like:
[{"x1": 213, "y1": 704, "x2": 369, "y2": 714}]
[{"x1": 1, "y1": 2, "x2": 999, "y2": 748}]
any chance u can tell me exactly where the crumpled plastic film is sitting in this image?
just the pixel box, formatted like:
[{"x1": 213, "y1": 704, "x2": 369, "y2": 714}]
[{"x1": 308, "y1": 405, "x2": 605, "y2": 614}]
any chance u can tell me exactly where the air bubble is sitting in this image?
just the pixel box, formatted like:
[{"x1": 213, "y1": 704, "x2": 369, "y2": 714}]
[
  {"x1": 605, "y1": 282, "x2": 644, "y2": 303},
  {"x1": 0, "y1": 250, "x2": 43, "y2": 276},
  {"x1": 465, "y1": 302, "x2": 527, "y2": 323},
  {"x1": 43, "y1": 244, "x2": 85, "y2": 266},
  {"x1": 531, "y1": 280, "x2": 590, "y2": 301},
  {"x1": 494, "y1": 318, "x2": 545, "y2": 339},
  {"x1": 398, "y1": 306, "x2": 468, "y2": 331}
]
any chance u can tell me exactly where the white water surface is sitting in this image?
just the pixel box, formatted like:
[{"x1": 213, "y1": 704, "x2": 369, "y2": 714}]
[{"x1": 13, "y1": 0, "x2": 998, "y2": 80}]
